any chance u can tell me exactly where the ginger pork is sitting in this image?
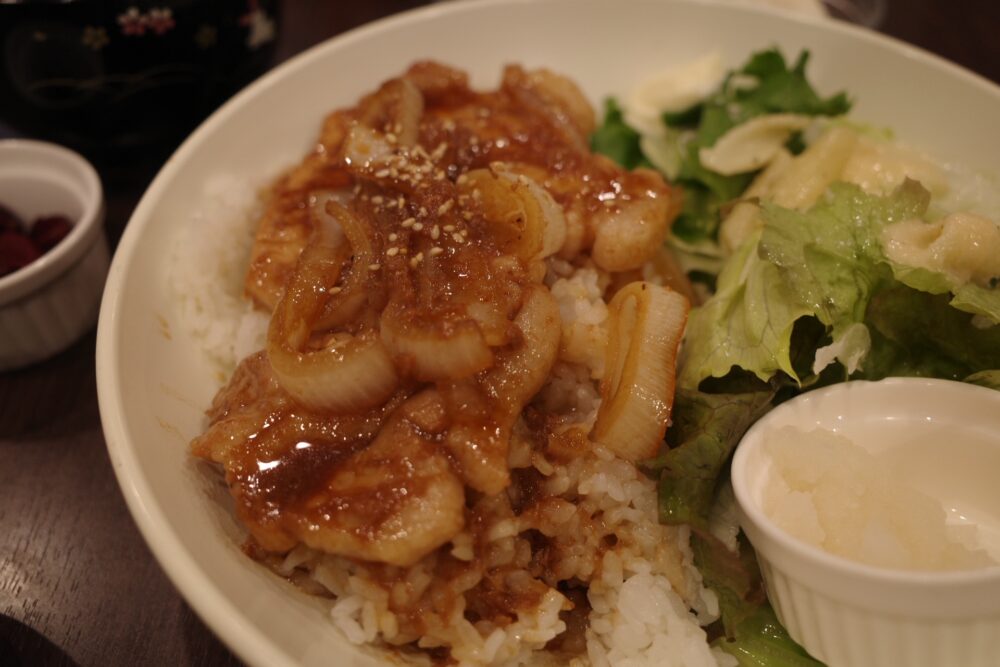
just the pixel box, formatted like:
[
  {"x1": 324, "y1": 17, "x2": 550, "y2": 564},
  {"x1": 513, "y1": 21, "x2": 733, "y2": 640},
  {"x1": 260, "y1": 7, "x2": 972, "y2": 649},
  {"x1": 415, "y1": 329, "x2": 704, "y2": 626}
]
[{"x1": 191, "y1": 62, "x2": 720, "y2": 666}]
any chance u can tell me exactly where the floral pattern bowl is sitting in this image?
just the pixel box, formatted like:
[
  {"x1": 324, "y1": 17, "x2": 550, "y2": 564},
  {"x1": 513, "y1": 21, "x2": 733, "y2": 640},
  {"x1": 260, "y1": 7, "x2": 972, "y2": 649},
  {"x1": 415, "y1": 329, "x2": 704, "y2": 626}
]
[{"x1": 0, "y1": 0, "x2": 279, "y2": 155}]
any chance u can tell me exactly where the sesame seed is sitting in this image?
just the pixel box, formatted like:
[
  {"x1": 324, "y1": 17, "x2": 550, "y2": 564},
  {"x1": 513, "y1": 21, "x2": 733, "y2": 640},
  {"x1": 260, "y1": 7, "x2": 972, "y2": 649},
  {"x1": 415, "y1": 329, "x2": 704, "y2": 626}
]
[
  {"x1": 437, "y1": 200, "x2": 454, "y2": 215},
  {"x1": 386, "y1": 247, "x2": 400, "y2": 257},
  {"x1": 429, "y1": 246, "x2": 444, "y2": 256},
  {"x1": 412, "y1": 222, "x2": 424, "y2": 232},
  {"x1": 462, "y1": 211, "x2": 473, "y2": 221},
  {"x1": 397, "y1": 196, "x2": 405, "y2": 209},
  {"x1": 443, "y1": 224, "x2": 455, "y2": 233},
  {"x1": 388, "y1": 233, "x2": 398, "y2": 242},
  {"x1": 452, "y1": 232, "x2": 464, "y2": 243},
  {"x1": 368, "y1": 263, "x2": 381, "y2": 271},
  {"x1": 352, "y1": 184, "x2": 362, "y2": 195},
  {"x1": 371, "y1": 195, "x2": 384, "y2": 205},
  {"x1": 430, "y1": 225, "x2": 440, "y2": 240},
  {"x1": 418, "y1": 207, "x2": 429, "y2": 218},
  {"x1": 386, "y1": 132, "x2": 398, "y2": 144},
  {"x1": 330, "y1": 286, "x2": 342, "y2": 294},
  {"x1": 401, "y1": 217, "x2": 416, "y2": 228},
  {"x1": 409, "y1": 252, "x2": 424, "y2": 268},
  {"x1": 374, "y1": 168, "x2": 390, "y2": 178},
  {"x1": 456, "y1": 174, "x2": 469, "y2": 186},
  {"x1": 518, "y1": 174, "x2": 529, "y2": 185},
  {"x1": 393, "y1": 123, "x2": 403, "y2": 135},
  {"x1": 399, "y1": 247, "x2": 408, "y2": 255}
]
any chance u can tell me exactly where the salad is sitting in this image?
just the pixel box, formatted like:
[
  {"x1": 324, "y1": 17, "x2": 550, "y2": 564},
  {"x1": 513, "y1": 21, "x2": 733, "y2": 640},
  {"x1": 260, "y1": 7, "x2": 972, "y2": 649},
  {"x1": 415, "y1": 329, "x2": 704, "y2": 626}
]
[{"x1": 592, "y1": 48, "x2": 1000, "y2": 665}]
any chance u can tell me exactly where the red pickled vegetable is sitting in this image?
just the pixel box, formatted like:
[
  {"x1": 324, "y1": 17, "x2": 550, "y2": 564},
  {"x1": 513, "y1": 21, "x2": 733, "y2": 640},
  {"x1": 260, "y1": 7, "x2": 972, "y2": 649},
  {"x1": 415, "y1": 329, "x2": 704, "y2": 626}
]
[
  {"x1": 0, "y1": 204, "x2": 24, "y2": 234},
  {"x1": 0, "y1": 232, "x2": 42, "y2": 277},
  {"x1": 30, "y1": 215, "x2": 74, "y2": 252}
]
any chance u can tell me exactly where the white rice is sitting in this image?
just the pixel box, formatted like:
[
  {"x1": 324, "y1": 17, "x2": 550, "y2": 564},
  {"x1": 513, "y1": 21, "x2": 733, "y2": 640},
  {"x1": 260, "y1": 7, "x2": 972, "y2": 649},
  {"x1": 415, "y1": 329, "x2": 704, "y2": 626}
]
[
  {"x1": 176, "y1": 182, "x2": 728, "y2": 666},
  {"x1": 170, "y1": 174, "x2": 269, "y2": 374}
]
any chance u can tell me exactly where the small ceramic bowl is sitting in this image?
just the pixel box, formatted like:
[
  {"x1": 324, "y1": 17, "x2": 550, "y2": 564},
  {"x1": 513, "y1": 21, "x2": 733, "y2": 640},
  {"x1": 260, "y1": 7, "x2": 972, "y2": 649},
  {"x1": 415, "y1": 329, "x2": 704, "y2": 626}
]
[
  {"x1": 0, "y1": 139, "x2": 107, "y2": 370},
  {"x1": 732, "y1": 378, "x2": 1000, "y2": 667}
]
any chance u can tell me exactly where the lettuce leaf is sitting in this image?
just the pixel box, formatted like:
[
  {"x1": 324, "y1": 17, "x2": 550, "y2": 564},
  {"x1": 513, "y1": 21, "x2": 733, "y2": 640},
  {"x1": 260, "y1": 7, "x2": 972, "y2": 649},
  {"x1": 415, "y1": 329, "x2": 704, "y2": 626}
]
[
  {"x1": 590, "y1": 98, "x2": 649, "y2": 170},
  {"x1": 667, "y1": 49, "x2": 851, "y2": 246},
  {"x1": 714, "y1": 603, "x2": 824, "y2": 667},
  {"x1": 678, "y1": 180, "x2": 1000, "y2": 388},
  {"x1": 649, "y1": 388, "x2": 775, "y2": 529},
  {"x1": 679, "y1": 231, "x2": 814, "y2": 388}
]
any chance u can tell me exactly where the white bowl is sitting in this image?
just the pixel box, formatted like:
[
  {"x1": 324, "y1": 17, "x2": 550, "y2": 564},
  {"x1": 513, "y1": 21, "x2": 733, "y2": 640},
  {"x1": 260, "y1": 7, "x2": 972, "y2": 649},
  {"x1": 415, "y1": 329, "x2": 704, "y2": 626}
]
[
  {"x1": 732, "y1": 379, "x2": 1000, "y2": 667},
  {"x1": 0, "y1": 139, "x2": 107, "y2": 370},
  {"x1": 95, "y1": 1, "x2": 1000, "y2": 665}
]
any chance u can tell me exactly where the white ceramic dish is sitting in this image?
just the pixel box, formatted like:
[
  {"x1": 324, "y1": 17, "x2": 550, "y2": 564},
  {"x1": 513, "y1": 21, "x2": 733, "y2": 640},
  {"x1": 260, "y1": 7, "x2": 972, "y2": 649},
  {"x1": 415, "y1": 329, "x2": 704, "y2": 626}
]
[
  {"x1": 732, "y1": 379, "x2": 1000, "y2": 667},
  {"x1": 0, "y1": 139, "x2": 107, "y2": 371},
  {"x1": 95, "y1": 1, "x2": 1000, "y2": 665}
]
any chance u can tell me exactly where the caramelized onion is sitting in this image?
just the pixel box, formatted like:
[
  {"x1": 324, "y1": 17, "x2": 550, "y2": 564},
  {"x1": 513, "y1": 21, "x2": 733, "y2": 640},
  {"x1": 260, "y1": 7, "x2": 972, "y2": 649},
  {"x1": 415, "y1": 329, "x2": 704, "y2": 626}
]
[
  {"x1": 267, "y1": 202, "x2": 398, "y2": 412},
  {"x1": 592, "y1": 282, "x2": 689, "y2": 461},
  {"x1": 358, "y1": 78, "x2": 423, "y2": 147},
  {"x1": 460, "y1": 166, "x2": 566, "y2": 269},
  {"x1": 310, "y1": 194, "x2": 373, "y2": 329}
]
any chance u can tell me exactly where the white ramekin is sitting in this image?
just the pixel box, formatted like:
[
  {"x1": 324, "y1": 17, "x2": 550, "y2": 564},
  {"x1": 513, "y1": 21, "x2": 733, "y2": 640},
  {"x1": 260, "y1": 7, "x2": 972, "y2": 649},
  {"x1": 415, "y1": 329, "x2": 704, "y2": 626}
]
[
  {"x1": 0, "y1": 139, "x2": 108, "y2": 371},
  {"x1": 732, "y1": 378, "x2": 1000, "y2": 667}
]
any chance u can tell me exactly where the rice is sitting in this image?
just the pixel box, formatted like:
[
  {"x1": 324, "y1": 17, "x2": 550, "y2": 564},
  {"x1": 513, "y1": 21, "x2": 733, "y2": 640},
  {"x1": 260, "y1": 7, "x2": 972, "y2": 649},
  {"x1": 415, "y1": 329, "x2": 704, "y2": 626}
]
[
  {"x1": 170, "y1": 174, "x2": 270, "y2": 373},
  {"x1": 176, "y1": 180, "x2": 727, "y2": 666}
]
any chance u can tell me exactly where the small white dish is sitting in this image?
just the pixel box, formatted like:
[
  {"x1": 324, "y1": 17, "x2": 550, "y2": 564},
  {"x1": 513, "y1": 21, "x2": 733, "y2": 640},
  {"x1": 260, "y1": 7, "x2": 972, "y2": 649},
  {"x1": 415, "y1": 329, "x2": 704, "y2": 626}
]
[
  {"x1": 0, "y1": 139, "x2": 107, "y2": 370},
  {"x1": 732, "y1": 378, "x2": 1000, "y2": 667}
]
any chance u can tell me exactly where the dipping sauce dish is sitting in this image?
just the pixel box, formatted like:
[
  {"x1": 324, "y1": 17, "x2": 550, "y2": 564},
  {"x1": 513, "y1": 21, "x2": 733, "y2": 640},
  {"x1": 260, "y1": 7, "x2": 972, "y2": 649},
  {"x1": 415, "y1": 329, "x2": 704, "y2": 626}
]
[{"x1": 732, "y1": 378, "x2": 1000, "y2": 667}]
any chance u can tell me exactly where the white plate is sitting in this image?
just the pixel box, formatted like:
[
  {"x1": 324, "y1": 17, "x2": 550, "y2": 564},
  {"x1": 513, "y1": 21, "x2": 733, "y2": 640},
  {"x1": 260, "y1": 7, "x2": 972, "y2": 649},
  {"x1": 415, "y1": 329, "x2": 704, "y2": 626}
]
[{"x1": 96, "y1": 1, "x2": 1000, "y2": 665}]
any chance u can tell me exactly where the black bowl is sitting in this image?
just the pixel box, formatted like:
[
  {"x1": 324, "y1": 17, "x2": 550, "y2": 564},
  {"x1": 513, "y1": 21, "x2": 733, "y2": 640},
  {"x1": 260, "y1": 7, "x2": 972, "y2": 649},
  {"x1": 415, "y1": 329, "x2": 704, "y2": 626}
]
[{"x1": 0, "y1": 0, "x2": 280, "y2": 157}]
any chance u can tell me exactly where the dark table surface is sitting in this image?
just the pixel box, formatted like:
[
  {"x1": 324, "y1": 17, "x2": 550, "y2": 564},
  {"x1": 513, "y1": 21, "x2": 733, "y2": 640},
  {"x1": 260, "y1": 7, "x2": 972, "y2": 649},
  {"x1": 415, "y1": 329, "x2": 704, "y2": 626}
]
[{"x1": 1, "y1": 1, "x2": 997, "y2": 665}]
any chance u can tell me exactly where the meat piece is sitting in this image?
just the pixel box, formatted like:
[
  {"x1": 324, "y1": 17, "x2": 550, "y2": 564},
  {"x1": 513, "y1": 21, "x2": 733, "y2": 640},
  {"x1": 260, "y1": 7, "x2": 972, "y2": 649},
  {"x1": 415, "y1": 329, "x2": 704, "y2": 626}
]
[{"x1": 192, "y1": 357, "x2": 464, "y2": 566}]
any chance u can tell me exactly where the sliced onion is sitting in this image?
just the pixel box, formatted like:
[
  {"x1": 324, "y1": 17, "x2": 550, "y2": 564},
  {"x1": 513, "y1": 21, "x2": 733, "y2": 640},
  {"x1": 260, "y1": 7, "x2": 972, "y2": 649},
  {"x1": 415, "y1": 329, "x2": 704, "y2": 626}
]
[
  {"x1": 267, "y1": 202, "x2": 398, "y2": 413},
  {"x1": 699, "y1": 113, "x2": 812, "y2": 176},
  {"x1": 380, "y1": 305, "x2": 494, "y2": 381},
  {"x1": 460, "y1": 166, "x2": 566, "y2": 265},
  {"x1": 358, "y1": 78, "x2": 424, "y2": 147},
  {"x1": 591, "y1": 282, "x2": 689, "y2": 461},
  {"x1": 310, "y1": 194, "x2": 373, "y2": 329}
]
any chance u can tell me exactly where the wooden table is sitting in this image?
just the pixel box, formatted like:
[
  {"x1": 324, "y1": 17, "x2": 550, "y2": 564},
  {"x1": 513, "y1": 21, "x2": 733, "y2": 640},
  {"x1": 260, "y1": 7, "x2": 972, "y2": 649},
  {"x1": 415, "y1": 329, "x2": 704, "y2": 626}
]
[{"x1": 1, "y1": 1, "x2": 997, "y2": 665}]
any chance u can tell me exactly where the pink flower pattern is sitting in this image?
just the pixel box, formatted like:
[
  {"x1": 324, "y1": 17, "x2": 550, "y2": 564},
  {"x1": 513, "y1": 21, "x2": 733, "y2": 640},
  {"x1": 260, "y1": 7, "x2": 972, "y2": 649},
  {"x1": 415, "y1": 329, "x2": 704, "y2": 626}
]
[
  {"x1": 117, "y1": 7, "x2": 147, "y2": 36},
  {"x1": 117, "y1": 7, "x2": 176, "y2": 37},
  {"x1": 147, "y1": 8, "x2": 176, "y2": 36}
]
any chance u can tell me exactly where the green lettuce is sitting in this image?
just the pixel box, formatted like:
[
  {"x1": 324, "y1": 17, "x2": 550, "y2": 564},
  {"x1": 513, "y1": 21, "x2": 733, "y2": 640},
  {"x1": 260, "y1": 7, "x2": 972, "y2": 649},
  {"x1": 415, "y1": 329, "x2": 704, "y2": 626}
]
[
  {"x1": 714, "y1": 602, "x2": 824, "y2": 667},
  {"x1": 649, "y1": 388, "x2": 775, "y2": 529},
  {"x1": 680, "y1": 179, "x2": 1000, "y2": 389},
  {"x1": 668, "y1": 49, "x2": 851, "y2": 245},
  {"x1": 679, "y1": 231, "x2": 814, "y2": 387},
  {"x1": 590, "y1": 98, "x2": 649, "y2": 170},
  {"x1": 591, "y1": 48, "x2": 852, "y2": 247}
]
